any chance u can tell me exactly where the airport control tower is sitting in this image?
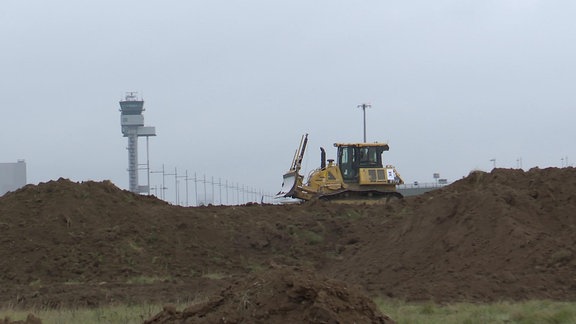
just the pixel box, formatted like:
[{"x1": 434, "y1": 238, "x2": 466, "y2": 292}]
[{"x1": 119, "y1": 92, "x2": 156, "y2": 194}]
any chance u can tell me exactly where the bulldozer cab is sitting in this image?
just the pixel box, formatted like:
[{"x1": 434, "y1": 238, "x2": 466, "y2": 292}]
[{"x1": 335, "y1": 143, "x2": 389, "y2": 182}]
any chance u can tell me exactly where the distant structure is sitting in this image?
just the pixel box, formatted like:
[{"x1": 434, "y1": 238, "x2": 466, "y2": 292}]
[
  {"x1": 397, "y1": 182, "x2": 447, "y2": 197},
  {"x1": 119, "y1": 92, "x2": 156, "y2": 194},
  {"x1": 0, "y1": 160, "x2": 27, "y2": 196},
  {"x1": 357, "y1": 103, "x2": 371, "y2": 142}
]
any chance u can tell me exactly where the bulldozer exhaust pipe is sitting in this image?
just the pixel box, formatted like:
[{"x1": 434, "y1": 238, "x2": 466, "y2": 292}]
[{"x1": 320, "y1": 147, "x2": 326, "y2": 169}]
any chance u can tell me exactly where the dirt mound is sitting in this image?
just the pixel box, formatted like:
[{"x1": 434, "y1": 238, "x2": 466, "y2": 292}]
[
  {"x1": 144, "y1": 266, "x2": 395, "y2": 324},
  {"x1": 330, "y1": 167, "x2": 576, "y2": 301},
  {"x1": 0, "y1": 178, "x2": 345, "y2": 307},
  {"x1": 0, "y1": 178, "x2": 172, "y2": 286},
  {"x1": 1, "y1": 168, "x2": 576, "y2": 307}
]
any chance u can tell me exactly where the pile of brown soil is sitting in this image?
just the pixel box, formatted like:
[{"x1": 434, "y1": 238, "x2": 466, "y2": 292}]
[
  {"x1": 330, "y1": 167, "x2": 576, "y2": 301},
  {"x1": 144, "y1": 266, "x2": 395, "y2": 324},
  {"x1": 0, "y1": 168, "x2": 575, "y2": 309}
]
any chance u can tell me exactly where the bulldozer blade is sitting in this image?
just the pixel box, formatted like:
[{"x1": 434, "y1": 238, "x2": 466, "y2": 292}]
[{"x1": 276, "y1": 171, "x2": 299, "y2": 198}]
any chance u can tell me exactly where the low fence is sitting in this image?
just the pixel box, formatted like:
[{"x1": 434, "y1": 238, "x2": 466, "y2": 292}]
[
  {"x1": 144, "y1": 164, "x2": 275, "y2": 206},
  {"x1": 397, "y1": 182, "x2": 449, "y2": 197}
]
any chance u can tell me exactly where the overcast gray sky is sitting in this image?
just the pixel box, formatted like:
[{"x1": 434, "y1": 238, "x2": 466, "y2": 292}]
[{"x1": 2, "y1": 0, "x2": 575, "y2": 204}]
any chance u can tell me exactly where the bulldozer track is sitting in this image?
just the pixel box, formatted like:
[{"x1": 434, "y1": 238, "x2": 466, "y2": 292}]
[{"x1": 316, "y1": 190, "x2": 403, "y2": 203}]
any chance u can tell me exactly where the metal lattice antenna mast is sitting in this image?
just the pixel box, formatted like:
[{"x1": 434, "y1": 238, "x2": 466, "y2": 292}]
[{"x1": 357, "y1": 103, "x2": 371, "y2": 142}]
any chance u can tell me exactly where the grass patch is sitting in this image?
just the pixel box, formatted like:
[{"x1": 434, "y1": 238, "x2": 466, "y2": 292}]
[
  {"x1": 246, "y1": 262, "x2": 265, "y2": 273},
  {"x1": 374, "y1": 298, "x2": 576, "y2": 324},
  {"x1": 0, "y1": 303, "x2": 170, "y2": 324},
  {"x1": 336, "y1": 209, "x2": 364, "y2": 219},
  {"x1": 28, "y1": 279, "x2": 42, "y2": 288},
  {"x1": 127, "y1": 240, "x2": 144, "y2": 253},
  {"x1": 548, "y1": 249, "x2": 573, "y2": 265},
  {"x1": 125, "y1": 276, "x2": 171, "y2": 284},
  {"x1": 201, "y1": 272, "x2": 227, "y2": 280},
  {"x1": 287, "y1": 226, "x2": 324, "y2": 245},
  {"x1": 325, "y1": 250, "x2": 344, "y2": 261},
  {"x1": 2, "y1": 299, "x2": 576, "y2": 323},
  {"x1": 299, "y1": 229, "x2": 324, "y2": 245}
]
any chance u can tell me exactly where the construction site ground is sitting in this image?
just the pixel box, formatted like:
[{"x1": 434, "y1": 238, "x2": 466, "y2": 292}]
[{"x1": 1, "y1": 167, "x2": 575, "y2": 321}]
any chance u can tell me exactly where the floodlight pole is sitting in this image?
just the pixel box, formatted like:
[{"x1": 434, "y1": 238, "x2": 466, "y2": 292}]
[
  {"x1": 166, "y1": 167, "x2": 178, "y2": 204},
  {"x1": 194, "y1": 172, "x2": 199, "y2": 206},
  {"x1": 357, "y1": 103, "x2": 371, "y2": 142},
  {"x1": 176, "y1": 168, "x2": 187, "y2": 206},
  {"x1": 183, "y1": 170, "x2": 191, "y2": 206}
]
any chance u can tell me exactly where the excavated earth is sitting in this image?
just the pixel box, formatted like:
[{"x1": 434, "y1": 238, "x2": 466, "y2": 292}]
[{"x1": 1, "y1": 167, "x2": 576, "y2": 321}]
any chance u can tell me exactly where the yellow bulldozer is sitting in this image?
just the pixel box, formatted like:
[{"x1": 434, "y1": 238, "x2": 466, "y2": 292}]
[{"x1": 276, "y1": 134, "x2": 404, "y2": 202}]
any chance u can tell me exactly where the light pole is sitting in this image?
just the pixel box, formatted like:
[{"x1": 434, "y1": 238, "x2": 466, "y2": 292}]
[
  {"x1": 490, "y1": 159, "x2": 496, "y2": 169},
  {"x1": 194, "y1": 172, "x2": 198, "y2": 206},
  {"x1": 357, "y1": 103, "x2": 371, "y2": 142},
  {"x1": 176, "y1": 169, "x2": 187, "y2": 206},
  {"x1": 164, "y1": 167, "x2": 176, "y2": 204},
  {"x1": 183, "y1": 170, "x2": 192, "y2": 206},
  {"x1": 150, "y1": 164, "x2": 166, "y2": 200}
]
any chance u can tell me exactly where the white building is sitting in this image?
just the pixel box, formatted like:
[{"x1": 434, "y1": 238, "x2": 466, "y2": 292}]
[{"x1": 0, "y1": 160, "x2": 27, "y2": 196}]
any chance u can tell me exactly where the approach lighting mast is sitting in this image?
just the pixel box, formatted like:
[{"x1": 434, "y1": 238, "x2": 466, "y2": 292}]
[{"x1": 119, "y1": 92, "x2": 156, "y2": 194}]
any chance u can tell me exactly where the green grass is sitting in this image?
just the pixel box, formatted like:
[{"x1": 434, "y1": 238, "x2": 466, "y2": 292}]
[
  {"x1": 375, "y1": 299, "x2": 576, "y2": 324},
  {"x1": 287, "y1": 226, "x2": 324, "y2": 245},
  {"x1": 201, "y1": 272, "x2": 227, "y2": 280},
  {"x1": 0, "y1": 303, "x2": 164, "y2": 324},
  {"x1": 2, "y1": 299, "x2": 576, "y2": 323},
  {"x1": 125, "y1": 275, "x2": 172, "y2": 284}
]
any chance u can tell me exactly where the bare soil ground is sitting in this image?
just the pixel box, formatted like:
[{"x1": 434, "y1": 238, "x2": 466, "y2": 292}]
[{"x1": 1, "y1": 167, "x2": 575, "y2": 321}]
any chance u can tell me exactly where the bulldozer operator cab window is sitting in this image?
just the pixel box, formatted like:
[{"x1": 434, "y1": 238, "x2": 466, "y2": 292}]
[
  {"x1": 339, "y1": 146, "x2": 385, "y2": 181},
  {"x1": 338, "y1": 146, "x2": 357, "y2": 181},
  {"x1": 359, "y1": 147, "x2": 380, "y2": 167}
]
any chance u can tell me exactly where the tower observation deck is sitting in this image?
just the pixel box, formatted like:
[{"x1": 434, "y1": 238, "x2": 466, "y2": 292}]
[{"x1": 119, "y1": 92, "x2": 156, "y2": 193}]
